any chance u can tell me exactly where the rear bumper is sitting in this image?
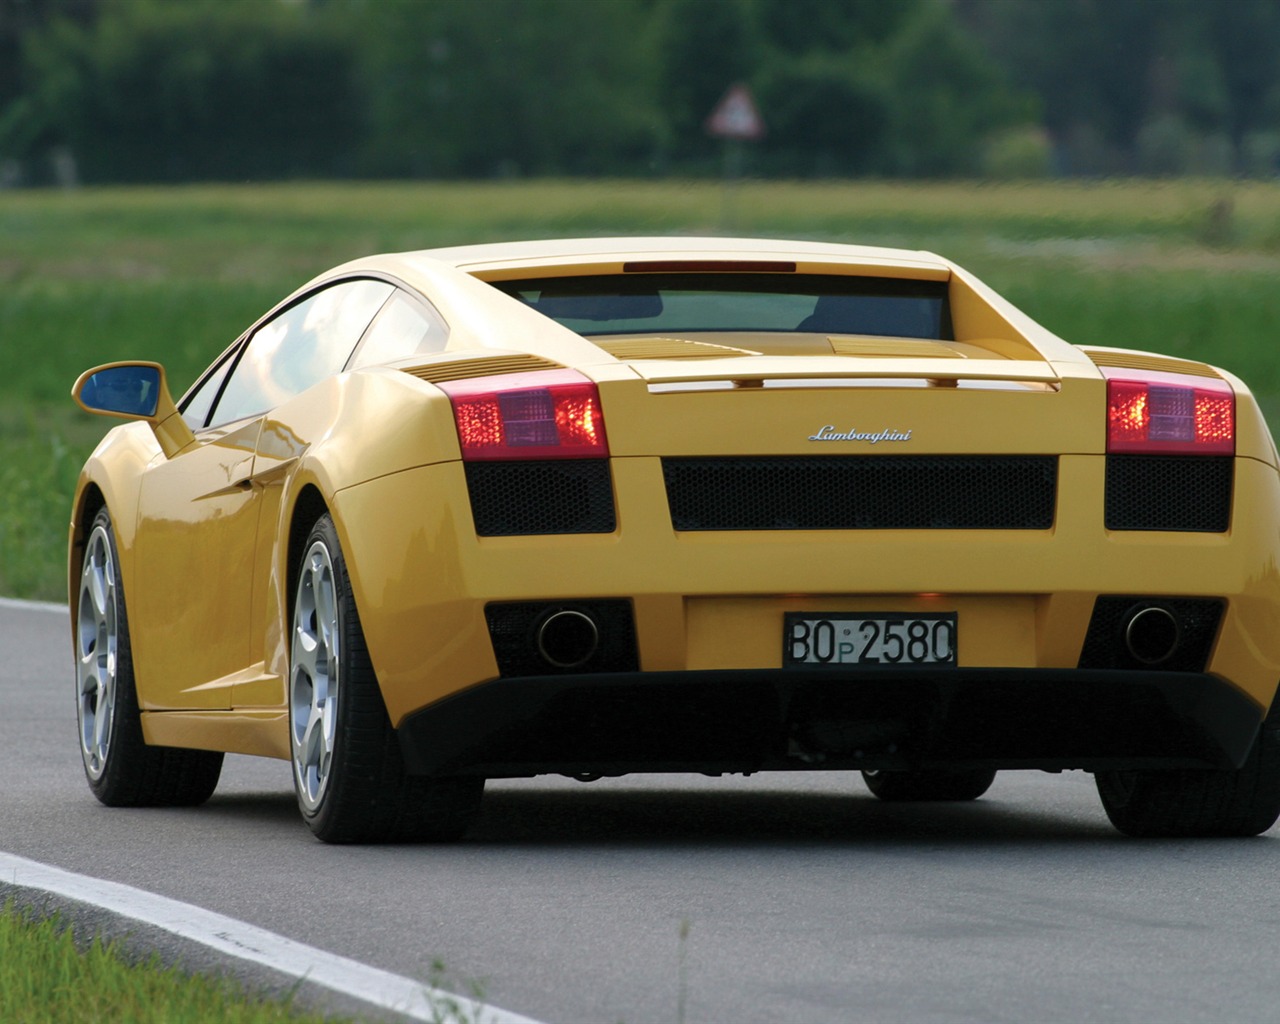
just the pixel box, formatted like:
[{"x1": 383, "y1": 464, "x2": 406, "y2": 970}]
[
  {"x1": 339, "y1": 455, "x2": 1280, "y2": 725},
  {"x1": 397, "y1": 667, "x2": 1264, "y2": 778}
]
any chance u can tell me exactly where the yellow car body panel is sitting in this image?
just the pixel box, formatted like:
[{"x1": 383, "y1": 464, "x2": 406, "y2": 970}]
[
  {"x1": 68, "y1": 237, "x2": 1280, "y2": 796},
  {"x1": 334, "y1": 449, "x2": 1280, "y2": 726},
  {"x1": 131, "y1": 419, "x2": 261, "y2": 710}
]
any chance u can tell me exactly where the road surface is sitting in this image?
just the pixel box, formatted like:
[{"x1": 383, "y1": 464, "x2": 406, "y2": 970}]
[{"x1": 4, "y1": 601, "x2": 1278, "y2": 1022}]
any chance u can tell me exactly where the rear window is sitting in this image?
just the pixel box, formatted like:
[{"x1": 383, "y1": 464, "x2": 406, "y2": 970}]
[{"x1": 494, "y1": 273, "x2": 952, "y2": 339}]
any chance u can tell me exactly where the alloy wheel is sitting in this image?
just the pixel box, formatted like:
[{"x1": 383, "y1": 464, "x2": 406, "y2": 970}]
[
  {"x1": 76, "y1": 524, "x2": 118, "y2": 780},
  {"x1": 290, "y1": 539, "x2": 341, "y2": 813}
]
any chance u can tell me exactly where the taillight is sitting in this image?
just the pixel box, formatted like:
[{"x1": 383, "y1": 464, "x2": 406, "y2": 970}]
[
  {"x1": 440, "y1": 369, "x2": 609, "y2": 460},
  {"x1": 1105, "y1": 369, "x2": 1233, "y2": 455}
]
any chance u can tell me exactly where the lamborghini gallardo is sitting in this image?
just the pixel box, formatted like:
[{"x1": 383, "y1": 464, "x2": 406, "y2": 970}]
[{"x1": 70, "y1": 237, "x2": 1280, "y2": 841}]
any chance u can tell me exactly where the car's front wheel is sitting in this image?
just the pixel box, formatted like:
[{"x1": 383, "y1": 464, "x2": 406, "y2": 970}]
[
  {"x1": 861, "y1": 767, "x2": 997, "y2": 802},
  {"x1": 289, "y1": 514, "x2": 483, "y2": 843},
  {"x1": 75, "y1": 507, "x2": 223, "y2": 806},
  {"x1": 1095, "y1": 715, "x2": 1280, "y2": 837}
]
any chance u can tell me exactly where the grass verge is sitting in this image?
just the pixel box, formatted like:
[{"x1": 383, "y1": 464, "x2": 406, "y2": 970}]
[{"x1": 0, "y1": 901, "x2": 353, "y2": 1024}]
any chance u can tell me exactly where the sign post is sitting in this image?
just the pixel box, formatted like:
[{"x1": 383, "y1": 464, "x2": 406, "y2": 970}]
[{"x1": 704, "y1": 83, "x2": 765, "y2": 231}]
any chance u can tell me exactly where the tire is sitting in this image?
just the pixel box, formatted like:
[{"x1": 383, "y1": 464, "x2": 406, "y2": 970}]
[
  {"x1": 862, "y1": 767, "x2": 997, "y2": 802},
  {"x1": 75, "y1": 507, "x2": 223, "y2": 806},
  {"x1": 289, "y1": 514, "x2": 483, "y2": 843},
  {"x1": 1096, "y1": 720, "x2": 1280, "y2": 838}
]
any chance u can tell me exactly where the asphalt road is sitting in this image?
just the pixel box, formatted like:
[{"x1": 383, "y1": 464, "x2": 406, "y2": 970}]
[{"x1": 4, "y1": 600, "x2": 1280, "y2": 1023}]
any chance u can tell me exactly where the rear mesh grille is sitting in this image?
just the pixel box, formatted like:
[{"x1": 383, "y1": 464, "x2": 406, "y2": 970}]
[
  {"x1": 1105, "y1": 455, "x2": 1231, "y2": 532},
  {"x1": 662, "y1": 455, "x2": 1057, "y2": 531},
  {"x1": 466, "y1": 460, "x2": 615, "y2": 536}
]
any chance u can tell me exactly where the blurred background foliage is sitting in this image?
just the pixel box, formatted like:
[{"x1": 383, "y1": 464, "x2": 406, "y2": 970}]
[
  {"x1": 3, "y1": 0, "x2": 1280, "y2": 600},
  {"x1": 3, "y1": 0, "x2": 1280, "y2": 185}
]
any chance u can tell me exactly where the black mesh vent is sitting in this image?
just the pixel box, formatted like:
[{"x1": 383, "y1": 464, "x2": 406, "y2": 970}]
[
  {"x1": 486, "y1": 600, "x2": 639, "y2": 677},
  {"x1": 1078, "y1": 596, "x2": 1223, "y2": 672},
  {"x1": 466, "y1": 460, "x2": 615, "y2": 536},
  {"x1": 1105, "y1": 455, "x2": 1231, "y2": 532},
  {"x1": 662, "y1": 456, "x2": 1057, "y2": 531}
]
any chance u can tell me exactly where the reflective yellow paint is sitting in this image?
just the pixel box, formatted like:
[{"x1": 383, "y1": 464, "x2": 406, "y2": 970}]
[
  {"x1": 141, "y1": 708, "x2": 290, "y2": 760},
  {"x1": 129, "y1": 420, "x2": 261, "y2": 710},
  {"x1": 67, "y1": 239, "x2": 1280, "y2": 765}
]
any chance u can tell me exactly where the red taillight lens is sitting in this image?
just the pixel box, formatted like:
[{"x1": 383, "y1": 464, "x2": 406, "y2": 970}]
[
  {"x1": 440, "y1": 369, "x2": 609, "y2": 460},
  {"x1": 1105, "y1": 371, "x2": 1234, "y2": 455}
]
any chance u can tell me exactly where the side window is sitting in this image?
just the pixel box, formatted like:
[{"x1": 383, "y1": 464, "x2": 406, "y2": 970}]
[
  {"x1": 180, "y1": 348, "x2": 238, "y2": 429},
  {"x1": 210, "y1": 279, "x2": 393, "y2": 426},
  {"x1": 348, "y1": 290, "x2": 449, "y2": 370}
]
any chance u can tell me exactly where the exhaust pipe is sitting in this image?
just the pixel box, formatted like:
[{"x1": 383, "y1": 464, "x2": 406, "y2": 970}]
[
  {"x1": 1124, "y1": 605, "x2": 1180, "y2": 665},
  {"x1": 536, "y1": 609, "x2": 600, "y2": 669}
]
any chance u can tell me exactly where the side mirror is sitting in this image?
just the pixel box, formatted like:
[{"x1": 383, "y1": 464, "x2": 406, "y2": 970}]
[
  {"x1": 75, "y1": 364, "x2": 162, "y2": 418},
  {"x1": 72, "y1": 361, "x2": 195, "y2": 458}
]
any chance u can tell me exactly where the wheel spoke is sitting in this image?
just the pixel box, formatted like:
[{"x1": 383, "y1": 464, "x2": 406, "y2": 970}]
[
  {"x1": 294, "y1": 629, "x2": 320, "y2": 682},
  {"x1": 299, "y1": 701, "x2": 327, "y2": 795},
  {"x1": 319, "y1": 694, "x2": 336, "y2": 774},
  {"x1": 316, "y1": 567, "x2": 337, "y2": 651},
  {"x1": 91, "y1": 676, "x2": 112, "y2": 754},
  {"x1": 88, "y1": 562, "x2": 106, "y2": 618}
]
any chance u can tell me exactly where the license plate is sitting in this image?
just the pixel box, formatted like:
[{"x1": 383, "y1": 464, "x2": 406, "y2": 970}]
[{"x1": 784, "y1": 613, "x2": 957, "y2": 666}]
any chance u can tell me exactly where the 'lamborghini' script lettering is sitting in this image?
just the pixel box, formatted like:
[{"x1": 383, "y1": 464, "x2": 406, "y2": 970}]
[{"x1": 808, "y1": 426, "x2": 913, "y2": 443}]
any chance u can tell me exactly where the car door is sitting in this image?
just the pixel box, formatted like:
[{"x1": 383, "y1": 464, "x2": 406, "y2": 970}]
[{"x1": 130, "y1": 278, "x2": 394, "y2": 710}]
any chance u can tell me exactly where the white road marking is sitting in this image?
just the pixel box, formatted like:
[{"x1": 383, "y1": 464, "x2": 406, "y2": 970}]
[
  {"x1": 0, "y1": 851, "x2": 544, "y2": 1024},
  {"x1": 0, "y1": 597, "x2": 65, "y2": 614}
]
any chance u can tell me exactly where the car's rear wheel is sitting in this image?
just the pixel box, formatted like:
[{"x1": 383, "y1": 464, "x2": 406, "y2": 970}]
[
  {"x1": 75, "y1": 507, "x2": 223, "y2": 806},
  {"x1": 861, "y1": 767, "x2": 997, "y2": 802},
  {"x1": 1095, "y1": 717, "x2": 1280, "y2": 837},
  {"x1": 289, "y1": 514, "x2": 483, "y2": 843}
]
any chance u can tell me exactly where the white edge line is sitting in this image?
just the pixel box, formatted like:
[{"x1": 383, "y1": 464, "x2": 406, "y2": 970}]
[
  {"x1": 0, "y1": 597, "x2": 67, "y2": 614},
  {"x1": 0, "y1": 851, "x2": 544, "y2": 1024},
  {"x1": 1, "y1": 598, "x2": 544, "y2": 1020}
]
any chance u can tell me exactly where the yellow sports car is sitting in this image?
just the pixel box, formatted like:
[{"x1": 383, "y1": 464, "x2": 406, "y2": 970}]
[{"x1": 70, "y1": 237, "x2": 1280, "y2": 841}]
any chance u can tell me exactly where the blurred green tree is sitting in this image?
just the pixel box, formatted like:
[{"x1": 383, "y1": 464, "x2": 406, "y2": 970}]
[
  {"x1": 958, "y1": 0, "x2": 1280, "y2": 175},
  {"x1": 345, "y1": 0, "x2": 661, "y2": 177},
  {"x1": 8, "y1": 0, "x2": 364, "y2": 182},
  {"x1": 9, "y1": 0, "x2": 1269, "y2": 183}
]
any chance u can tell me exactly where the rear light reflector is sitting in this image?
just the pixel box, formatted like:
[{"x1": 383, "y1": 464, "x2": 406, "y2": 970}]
[
  {"x1": 440, "y1": 369, "x2": 609, "y2": 460},
  {"x1": 1105, "y1": 370, "x2": 1233, "y2": 455}
]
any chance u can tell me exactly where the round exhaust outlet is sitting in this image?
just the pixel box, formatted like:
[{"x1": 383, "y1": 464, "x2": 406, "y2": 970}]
[
  {"x1": 1124, "y1": 605, "x2": 1180, "y2": 665},
  {"x1": 536, "y1": 610, "x2": 600, "y2": 669}
]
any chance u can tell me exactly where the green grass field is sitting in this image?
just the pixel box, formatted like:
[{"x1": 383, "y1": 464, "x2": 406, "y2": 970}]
[{"x1": 4, "y1": 178, "x2": 1280, "y2": 599}]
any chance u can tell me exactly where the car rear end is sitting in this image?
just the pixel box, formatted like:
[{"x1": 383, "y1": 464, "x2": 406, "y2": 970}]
[{"x1": 347, "y1": 243, "x2": 1280, "y2": 786}]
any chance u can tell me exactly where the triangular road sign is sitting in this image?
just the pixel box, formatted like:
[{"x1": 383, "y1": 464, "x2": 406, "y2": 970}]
[{"x1": 705, "y1": 83, "x2": 765, "y2": 141}]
